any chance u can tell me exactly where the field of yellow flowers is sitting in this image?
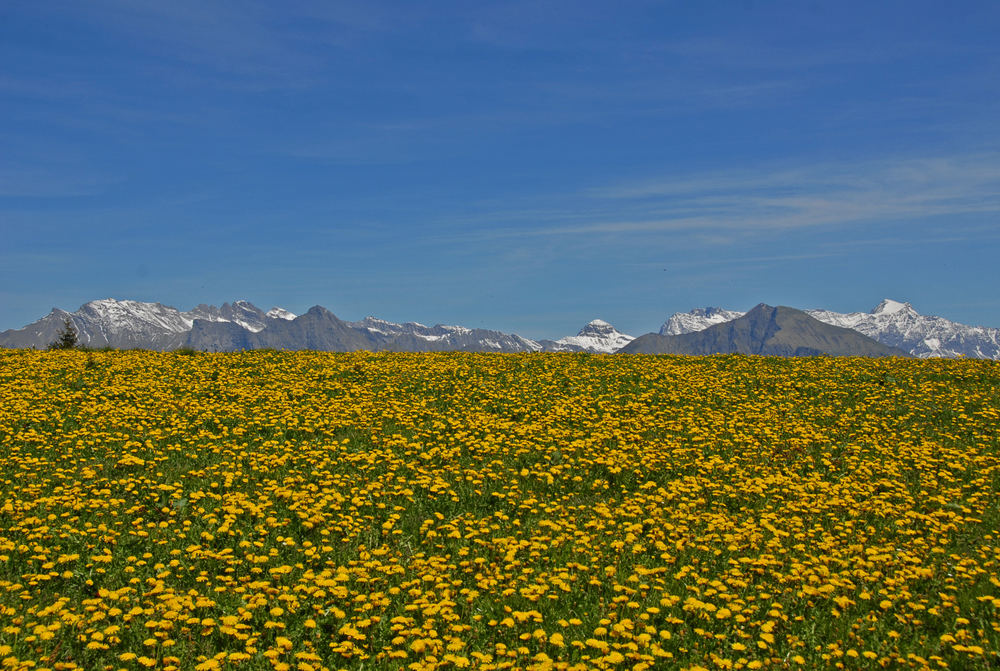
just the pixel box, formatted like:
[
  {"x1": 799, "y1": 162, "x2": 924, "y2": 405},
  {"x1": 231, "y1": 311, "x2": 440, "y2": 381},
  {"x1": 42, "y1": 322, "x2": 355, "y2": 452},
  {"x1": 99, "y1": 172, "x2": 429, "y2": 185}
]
[{"x1": 0, "y1": 349, "x2": 998, "y2": 671}]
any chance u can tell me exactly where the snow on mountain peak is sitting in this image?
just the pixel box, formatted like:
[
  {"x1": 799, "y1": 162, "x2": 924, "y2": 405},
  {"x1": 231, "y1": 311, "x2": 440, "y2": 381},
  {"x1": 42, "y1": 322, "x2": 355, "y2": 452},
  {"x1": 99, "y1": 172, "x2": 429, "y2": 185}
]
[
  {"x1": 266, "y1": 307, "x2": 297, "y2": 321},
  {"x1": 807, "y1": 300, "x2": 998, "y2": 358},
  {"x1": 577, "y1": 320, "x2": 618, "y2": 336},
  {"x1": 64, "y1": 298, "x2": 281, "y2": 335},
  {"x1": 872, "y1": 299, "x2": 914, "y2": 316},
  {"x1": 79, "y1": 298, "x2": 194, "y2": 334},
  {"x1": 556, "y1": 320, "x2": 634, "y2": 353},
  {"x1": 660, "y1": 307, "x2": 744, "y2": 336},
  {"x1": 695, "y1": 307, "x2": 731, "y2": 317}
]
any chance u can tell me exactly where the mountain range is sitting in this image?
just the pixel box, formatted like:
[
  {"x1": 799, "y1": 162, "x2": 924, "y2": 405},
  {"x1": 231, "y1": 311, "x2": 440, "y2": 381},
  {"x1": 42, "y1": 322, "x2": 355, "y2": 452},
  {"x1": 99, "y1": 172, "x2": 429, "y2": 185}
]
[
  {"x1": 0, "y1": 297, "x2": 996, "y2": 358},
  {"x1": 0, "y1": 299, "x2": 633, "y2": 354}
]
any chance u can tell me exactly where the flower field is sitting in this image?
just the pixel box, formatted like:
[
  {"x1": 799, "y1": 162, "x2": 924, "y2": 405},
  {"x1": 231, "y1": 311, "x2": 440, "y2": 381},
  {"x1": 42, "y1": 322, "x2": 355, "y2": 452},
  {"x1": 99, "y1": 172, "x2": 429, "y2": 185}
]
[{"x1": 0, "y1": 349, "x2": 998, "y2": 671}]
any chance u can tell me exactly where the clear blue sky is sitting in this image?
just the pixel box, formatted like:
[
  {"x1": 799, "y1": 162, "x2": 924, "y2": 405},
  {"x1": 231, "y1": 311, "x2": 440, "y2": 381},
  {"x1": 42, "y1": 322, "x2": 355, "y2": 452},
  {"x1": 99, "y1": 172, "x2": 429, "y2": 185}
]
[{"x1": 2, "y1": 1, "x2": 999, "y2": 338}]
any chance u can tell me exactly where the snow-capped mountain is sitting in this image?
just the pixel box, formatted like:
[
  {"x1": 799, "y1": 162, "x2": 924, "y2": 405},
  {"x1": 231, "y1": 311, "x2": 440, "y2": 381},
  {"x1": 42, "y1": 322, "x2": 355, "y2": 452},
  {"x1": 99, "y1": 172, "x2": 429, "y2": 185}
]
[
  {"x1": 661, "y1": 300, "x2": 1000, "y2": 359},
  {"x1": 806, "y1": 299, "x2": 1000, "y2": 359},
  {"x1": 0, "y1": 299, "x2": 297, "y2": 350},
  {"x1": 554, "y1": 319, "x2": 634, "y2": 353},
  {"x1": 659, "y1": 307, "x2": 745, "y2": 336}
]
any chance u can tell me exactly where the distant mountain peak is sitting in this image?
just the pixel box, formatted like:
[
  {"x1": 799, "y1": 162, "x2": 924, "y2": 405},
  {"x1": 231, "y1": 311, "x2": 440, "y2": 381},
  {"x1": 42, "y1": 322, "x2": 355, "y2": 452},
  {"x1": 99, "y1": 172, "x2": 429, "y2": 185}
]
[
  {"x1": 555, "y1": 319, "x2": 633, "y2": 353},
  {"x1": 872, "y1": 298, "x2": 914, "y2": 315}
]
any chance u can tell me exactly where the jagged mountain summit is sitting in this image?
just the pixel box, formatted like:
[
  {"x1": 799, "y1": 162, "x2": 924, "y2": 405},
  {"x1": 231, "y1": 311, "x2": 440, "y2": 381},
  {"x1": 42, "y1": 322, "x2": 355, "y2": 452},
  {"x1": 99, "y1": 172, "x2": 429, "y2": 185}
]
[
  {"x1": 624, "y1": 304, "x2": 908, "y2": 357},
  {"x1": 553, "y1": 319, "x2": 635, "y2": 353},
  {"x1": 662, "y1": 299, "x2": 1000, "y2": 359},
  {"x1": 0, "y1": 298, "x2": 628, "y2": 354},
  {"x1": 660, "y1": 307, "x2": 744, "y2": 336}
]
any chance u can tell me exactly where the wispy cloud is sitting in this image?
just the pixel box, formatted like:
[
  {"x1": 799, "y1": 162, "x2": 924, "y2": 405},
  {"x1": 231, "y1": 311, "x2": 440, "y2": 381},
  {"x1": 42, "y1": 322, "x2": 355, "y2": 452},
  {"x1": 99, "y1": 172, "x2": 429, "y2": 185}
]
[{"x1": 492, "y1": 153, "x2": 1000, "y2": 237}]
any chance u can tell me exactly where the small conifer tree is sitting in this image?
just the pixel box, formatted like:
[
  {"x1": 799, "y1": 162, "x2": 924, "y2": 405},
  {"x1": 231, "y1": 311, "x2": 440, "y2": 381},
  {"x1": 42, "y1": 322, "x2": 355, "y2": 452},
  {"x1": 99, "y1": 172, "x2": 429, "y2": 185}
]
[{"x1": 50, "y1": 318, "x2": 79, "y2": 350}]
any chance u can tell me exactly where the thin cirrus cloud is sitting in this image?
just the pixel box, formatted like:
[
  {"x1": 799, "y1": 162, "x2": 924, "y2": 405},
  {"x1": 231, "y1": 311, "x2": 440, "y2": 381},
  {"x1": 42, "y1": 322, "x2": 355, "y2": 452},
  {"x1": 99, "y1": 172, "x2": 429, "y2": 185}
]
[
  {"x1": 402, "y1": 152, "x2": 1000, "y2": 273},
  {"x1": 392, "y1": 154, "x2": 1000, "y2": 263},
  {"x1": 502, "y1": 153, "x2": 1000, "y2": 238}
]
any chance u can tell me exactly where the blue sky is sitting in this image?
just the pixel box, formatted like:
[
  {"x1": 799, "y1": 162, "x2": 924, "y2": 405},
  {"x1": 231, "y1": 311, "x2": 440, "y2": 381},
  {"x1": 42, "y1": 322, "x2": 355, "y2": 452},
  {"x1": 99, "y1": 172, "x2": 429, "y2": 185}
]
[{"x1": 2, "y1": 1, "x2": 999, "y2": 338}]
